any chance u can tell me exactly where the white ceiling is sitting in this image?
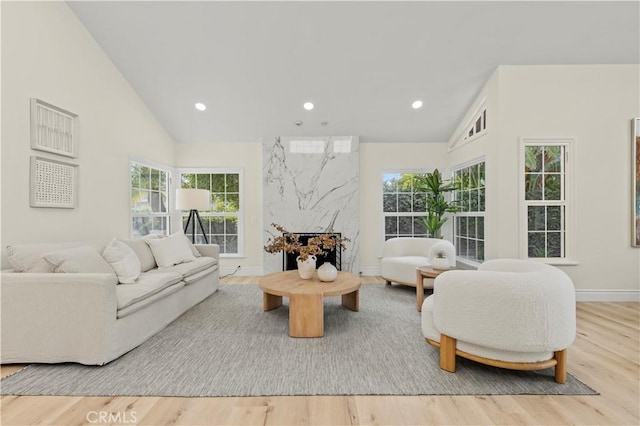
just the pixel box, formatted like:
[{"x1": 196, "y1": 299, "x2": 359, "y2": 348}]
[{"x1": 68, "y1": 1, "x2": 639, "y2": 144}]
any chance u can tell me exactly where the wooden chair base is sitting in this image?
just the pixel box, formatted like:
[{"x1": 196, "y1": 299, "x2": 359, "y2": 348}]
[{"x1": 426, "y1": 335, "x2": 568, "y2": 384}]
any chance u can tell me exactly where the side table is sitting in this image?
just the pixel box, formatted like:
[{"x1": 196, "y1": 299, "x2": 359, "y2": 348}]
[{"x1": 416, "y1": 265, "x2": 455, "y2": 312}]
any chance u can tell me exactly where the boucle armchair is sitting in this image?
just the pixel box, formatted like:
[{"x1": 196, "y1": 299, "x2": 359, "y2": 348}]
[
  {"x1": 421, "y1": 259, "x2": 576, "y2": 383},
  {"x1": 381, "y1": 237, "x2": 455, "y2": 287}
]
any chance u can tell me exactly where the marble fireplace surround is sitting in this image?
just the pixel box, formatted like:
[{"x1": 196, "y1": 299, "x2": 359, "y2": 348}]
[{"x1": 263, "y1": 136, "x2": 359, "y2": 274}]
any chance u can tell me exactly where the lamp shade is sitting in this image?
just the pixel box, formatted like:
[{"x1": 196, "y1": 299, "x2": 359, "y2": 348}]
[{"x1": 175, "y1": 188, "x2": 210, "y2": 210}]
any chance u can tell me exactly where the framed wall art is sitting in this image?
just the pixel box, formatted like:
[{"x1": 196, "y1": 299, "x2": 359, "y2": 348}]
[
  {"x1": 633, "y1": 118, "x2": 640, "y2": 247},
  {"x1": 30, "y1": 98, "x2": 79, "y2": 158},
  {"x1": 30, "y1": 156, "x2": 78, "y2": 208}
]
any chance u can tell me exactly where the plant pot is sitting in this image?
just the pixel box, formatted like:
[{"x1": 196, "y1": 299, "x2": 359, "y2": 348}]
[
  {"x1": 317, "y1": 262, "x2": 338, "y2": 282},
  {"x1": 432, "y1": 257, "x2": 450, "y2": 271},
  {"x1": 296, "y1": 255, "x2": 317, "y2": 279}
]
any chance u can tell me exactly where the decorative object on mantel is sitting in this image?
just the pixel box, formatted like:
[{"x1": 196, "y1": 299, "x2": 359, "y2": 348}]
[
  {"x1": 29, "y1": 156, "x2": 78, "y2": 208},
  {"x1": 264, "y1": 223, "x2": 349, "y2": 279},
  {"x1": 296, "y1": 255, "x2": 317, "y2": 279},
  {"x1": 176, "y1": 188, "x2": 211, "y2": 244},
  {"x1": 30, "y1": 98, "x2": 79, "y2": 158},
  {"x1": 317, "y1": 262, "x2": 338, "y2": 282},
  {"x1": 431, "y1": 250, "x2": 450, "y2": 271}
]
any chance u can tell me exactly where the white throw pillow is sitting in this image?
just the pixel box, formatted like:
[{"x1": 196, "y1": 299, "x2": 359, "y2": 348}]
[
  {"x1": 185, "y1": 237, "x2": 202, "y2": 258},
  {"x1": 144, "y1": 232, "x2": 196, "y2": 268},
  {"x1": 102, "y1": 239, "x2": 142, "y2": 284},
  {"x1": 42, "y1": 246, "x2": 115, "y2": 274},
  {"x1": 144, "y1": 233, "x2": 201, "y2": 258}
]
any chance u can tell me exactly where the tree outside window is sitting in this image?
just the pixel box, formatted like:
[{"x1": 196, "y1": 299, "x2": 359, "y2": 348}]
[
  {"x1": 524, "y1": 145, "x2": 565, "y2": 258},
  {"x1": 383, "y1": 172, "x2": 428, "y2": 240}
]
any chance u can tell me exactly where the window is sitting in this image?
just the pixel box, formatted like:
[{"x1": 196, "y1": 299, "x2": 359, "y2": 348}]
[
  {"x1": 520, "y1": 139, "x2": 574, "y2": 261},
  {"x1": 130, "y1": 161, "x2": 171, "y2": 238},
  {"x1": 450, "y1": 102, "x2": 488, "y2": 150},
  {"x1": 452, "y1": 160, "x2": 486, "y2": 263},
  {"x1": 382, "y1": 172, "x2": 428, "y2": 240},
  {"x1": 179, "y1": 169, "x2": 243, "y2": 255}
]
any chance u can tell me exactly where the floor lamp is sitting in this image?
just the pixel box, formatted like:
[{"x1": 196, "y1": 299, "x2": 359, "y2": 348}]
[{"x1": 176, "y1": 188, "x2": 211, "y2": 244}]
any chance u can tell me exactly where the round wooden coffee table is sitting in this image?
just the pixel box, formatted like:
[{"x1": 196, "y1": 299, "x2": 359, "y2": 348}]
[
  {"x1": 416, "y1": 265, "x2": 455, "y2": 312},
  {"x1": 259, "y1": 270, "x2": 361, "y2": 338}
]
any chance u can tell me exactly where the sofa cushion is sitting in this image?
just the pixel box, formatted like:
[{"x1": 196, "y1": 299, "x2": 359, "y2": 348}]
[
  {"x1": 144, "y1": 233, "x2": 196, "y2": 268},
  {"x1": 182, "y1": 265, "x2": 218, "y2": 285},
  {"x1": 116, "y1": 271, "x2": 183, "y2": 310},
  {"x1": 381, "y1": 256, "x2": 429, "y2": 285},
  {"x1": 6, "y1": 241, "x2": 106, "y2": 273},
  {"x1": 117, "y1": 282, "x2": 185, "y2": 319},
  {"x1": 102, "y1": 239, "x2": 141, "y2": 284},
  {"x1": 42, "y1": 246, "x2": 115, "y2": 274},
  {"x1": 122, "y1": 239, "x2": 157, "y2": 272},
  {"x1": 156, "y1": 256, "x2": 217, "y2": 280}
]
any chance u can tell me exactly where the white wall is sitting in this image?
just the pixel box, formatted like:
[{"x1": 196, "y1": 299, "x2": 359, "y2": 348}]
[
  {"x1": 176, "y1": 141, "x2": 449, "y2": 275},
  {"x1": 496, "y1": 65, "x2": 640, "y2": 293},
  {"x1": 448, "y1": 65, "x2": 640, "y2": 295},
  {"x1": 1, "y1": 2, "x2": 176, "y2": 268},
  {"x1": 174, "y1": 143, "x2": 263, "y2": 274},
  {"x1": 359, "y1": 142, "x2": 448, "y2": 274}
]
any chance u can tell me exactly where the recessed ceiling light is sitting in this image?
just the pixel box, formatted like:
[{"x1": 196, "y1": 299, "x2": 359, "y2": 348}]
[
  {"x1": 195, "y1": 102, "x2": 207, "y2": 111},
  {"x1": 303, "y1": 102, "x2": 314, "y2": 111},
  {"x1": 412, "y1": 100, "x2": 423, "y2": 109}
]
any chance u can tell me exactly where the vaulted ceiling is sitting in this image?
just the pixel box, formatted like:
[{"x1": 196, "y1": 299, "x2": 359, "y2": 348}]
[{"x1": 68, "y1": 1, "x2": 639, "y2": 144}]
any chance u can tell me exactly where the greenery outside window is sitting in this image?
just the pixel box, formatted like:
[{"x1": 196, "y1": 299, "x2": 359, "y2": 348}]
[
  {"x1": 382, "y1": 172, "x2": 429, "y2": 240},
  {"x1": 179, "y1": 169, "x2": 243, "y2": 255},
  {"x1": 130, "y1": 161, "x2": 171, "y2": 238},
  {"x1": 521, "y1": 141, "x2": 572, "y2": 260},
  {"x1": 453, "y1": 160, "x2": 486, "y2": 263}
]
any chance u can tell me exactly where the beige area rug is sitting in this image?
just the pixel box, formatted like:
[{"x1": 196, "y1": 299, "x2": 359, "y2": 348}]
[{"x1": 0, "y1": 284, "x2": 596, "y2": 397}]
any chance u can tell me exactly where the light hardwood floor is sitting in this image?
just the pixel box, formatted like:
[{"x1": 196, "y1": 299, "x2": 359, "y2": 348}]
[{"x1": 1, "y1": 276, "x2": 638, "y2": 426}]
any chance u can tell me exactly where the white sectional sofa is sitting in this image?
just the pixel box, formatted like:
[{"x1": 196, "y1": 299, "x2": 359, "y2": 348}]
[
  {"x1": 1, "y1": 235, "x2": 220, "y2": 365},
  {"x1": 381, "y1": 237, "x2": 456, "y2": 287}
]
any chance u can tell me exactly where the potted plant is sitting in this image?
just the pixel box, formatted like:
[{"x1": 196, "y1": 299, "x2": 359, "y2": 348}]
[
  {"x1": 264, "y1": 223, "x2": 349, "y2": 279},
  {"x1": 411, "y1": 169, "x2": 459, "y2": 239}
]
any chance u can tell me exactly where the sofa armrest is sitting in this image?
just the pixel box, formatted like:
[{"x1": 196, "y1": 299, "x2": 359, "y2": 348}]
[
  {"x1": 195, "y1": 244, "x2": 220, "y2": 260},
  {"x1": 0, "y1": 272, "x2": 119, "y2": 364}
]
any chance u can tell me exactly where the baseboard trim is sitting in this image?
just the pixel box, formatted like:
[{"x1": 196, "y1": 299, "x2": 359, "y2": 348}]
[
  {"x1": 575, "y1": 290, "x2": 639, "y2": 302},
  {"x1": 360, "y1": 267, "x2": 381, "y2": 276},
  {"x1": 220, "y1": 267, "x2": 264, "y2": 277}
]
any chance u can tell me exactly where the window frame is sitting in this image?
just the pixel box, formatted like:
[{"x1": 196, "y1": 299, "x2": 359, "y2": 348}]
[
  {"x1": 449, "y1": 100, "x2": 488, "y2": 151},
  {"x1": 452, "y1": 157, "x2": 486, "y2": 267},
  {"x1": 519, "y1": 138, "x2": 577, "y2": 265},
  {"x1": 177, "y1": 168, "x2": 245, "y2": 258},
  {"x1": 129, "y1": 158, "x2": 172, "y2": 239}
]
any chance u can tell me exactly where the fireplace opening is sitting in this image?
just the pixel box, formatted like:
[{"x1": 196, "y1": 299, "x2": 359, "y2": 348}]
[{"x1": 283, "y1": 232, "x2": 342, "y2": 271}]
